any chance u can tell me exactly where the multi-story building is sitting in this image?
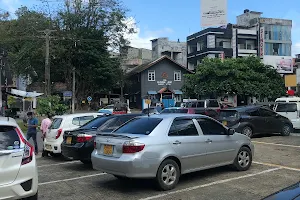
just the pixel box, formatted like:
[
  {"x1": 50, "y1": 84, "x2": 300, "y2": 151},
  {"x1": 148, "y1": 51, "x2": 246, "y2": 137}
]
[
  {"x1": 295, "y1": 54, "x2": 300, "y2": 68},
  {"x1": 151, "y1": 38, "x2": 187, "y2": 67}
]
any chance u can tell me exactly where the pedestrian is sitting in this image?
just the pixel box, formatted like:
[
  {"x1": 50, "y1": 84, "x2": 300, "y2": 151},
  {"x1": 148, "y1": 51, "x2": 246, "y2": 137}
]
[
  {"x1": 25, "y1": 112, "x2": 39, "y2": 155},
  {"x1": 40, "y1": 113, "x2": 52, "y2": 157}
]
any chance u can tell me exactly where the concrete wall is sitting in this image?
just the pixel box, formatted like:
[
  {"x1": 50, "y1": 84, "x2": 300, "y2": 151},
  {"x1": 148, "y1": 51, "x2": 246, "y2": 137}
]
[{"x1": 140, "y1": 59, "x2": 188, "y2": 98}]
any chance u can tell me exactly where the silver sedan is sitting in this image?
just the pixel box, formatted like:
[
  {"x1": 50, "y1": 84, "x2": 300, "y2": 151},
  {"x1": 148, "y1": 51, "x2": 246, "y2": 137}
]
[{"x1": 91, "y1": 114, "x2": 254, "y2": 190}]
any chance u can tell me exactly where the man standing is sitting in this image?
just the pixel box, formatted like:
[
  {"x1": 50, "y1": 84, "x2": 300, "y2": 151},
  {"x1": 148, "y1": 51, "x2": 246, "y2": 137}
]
[
  {"x1": 40, "y1": 112, "x2": 52, "y2": 157},
  {"x1": 25, "y1": 112, "x2": 39, "y2": 155}
]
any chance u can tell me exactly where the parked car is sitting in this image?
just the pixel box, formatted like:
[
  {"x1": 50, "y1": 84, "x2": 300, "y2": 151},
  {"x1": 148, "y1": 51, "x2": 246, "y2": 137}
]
[
  {"x1": 219, "y1": 106, "x2": 293, "y2": 138},
  {"x1": 192, "y1": 108, "x2": 219, "y2": 120},
  {"x1": 92, "y1": 114, "x2": 254, "y2": 191},
  {"x1": 263, "y1": 181, "x2": 300, "y2": 200},
  {"x1": 62, "y1": 114, "x2": 143, "y2": 164},
  {"x1": 141, "y1": 107, "x2": 160, "y2": 115},
  {"x1": 161, "y1": 107, "x2": 196, "y2": 114},
  {"x1": 98, "y1": 105, "x2": 114, "y2": 114},
  {"x1": 0, "y1": 117, "x2": 38, "y2": 199},
  {"x1": 274, "y1": 102, "x2": 300, "y2": 130},
  {"x1": 186, "y1": 99, "x2": 221, "y2": 112},
  {"x1": 44, "y1": 113, "x2": 105, "y2": 155}
]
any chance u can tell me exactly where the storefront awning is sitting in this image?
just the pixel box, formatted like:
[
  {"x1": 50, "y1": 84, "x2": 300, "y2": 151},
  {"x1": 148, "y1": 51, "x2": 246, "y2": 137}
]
[
  {"x1": 7, "y1": 89, "x2": 44, "y2": 98},
  {"x1": 147, "y1": 91, "x2": 157, "y2": 95},
  {"x1": 173, "y1": 90, "x2": 183, "y2": 95}
]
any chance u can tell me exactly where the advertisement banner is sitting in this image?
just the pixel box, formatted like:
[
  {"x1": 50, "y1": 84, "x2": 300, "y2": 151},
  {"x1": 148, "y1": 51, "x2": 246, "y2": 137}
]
[
  {"x1": 201, "y1": 0, "x2": 227, "y2": 27},
  {"x1": 207, "y1": 35, "x2": 216, "y2": 48},
  {"x1": 259, "y1": 27, "x2": 264, "y2": 58},
  {"x1": 263, "y1": 56, "x2": 293, "y2": 74}
]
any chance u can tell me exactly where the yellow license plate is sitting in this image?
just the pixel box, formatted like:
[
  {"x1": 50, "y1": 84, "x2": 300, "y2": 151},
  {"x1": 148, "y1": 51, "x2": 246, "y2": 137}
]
[
  {"x1": 222, "y1": 121, "x2": 227, "y2": 126},
  {"x1": 103, "y1": 145, "x2": 113, "y2": 155},
  {"x1": 66, "y1": 137, "x2": 72, "y2": 144}
]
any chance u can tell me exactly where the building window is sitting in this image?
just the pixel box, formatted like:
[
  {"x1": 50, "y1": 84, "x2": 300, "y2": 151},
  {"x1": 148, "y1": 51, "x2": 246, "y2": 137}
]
[
  {"x1": 188, "y1": 62, "x2": 195, "y2": 71},
  {"x1": 197, "y1": 41, "x2": 204, "y2": 51},
  {"x1": 174, "y1": 71, "x2": 181, "y2": 81},
  {"x1": 265, "y1": 43, "x2": 291, "y2": 56},
  {"x1": 148, "y1": 70, "x2": 155, "y2": 81}
]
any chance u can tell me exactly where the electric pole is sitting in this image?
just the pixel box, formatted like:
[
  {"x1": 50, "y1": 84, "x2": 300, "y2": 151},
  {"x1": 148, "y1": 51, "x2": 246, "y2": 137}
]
[
  {"x1": 72, "y1": 41, "x2": 77, "y2": 113},
  {"x1": 39, "y1": 29, "x2": 56, "y2": 96}
]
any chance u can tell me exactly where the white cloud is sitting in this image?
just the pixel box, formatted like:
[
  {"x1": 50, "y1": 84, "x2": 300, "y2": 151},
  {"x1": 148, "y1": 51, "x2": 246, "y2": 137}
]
[{"x1": 124, "y1": 17, "x2": 173, "y2": 49}]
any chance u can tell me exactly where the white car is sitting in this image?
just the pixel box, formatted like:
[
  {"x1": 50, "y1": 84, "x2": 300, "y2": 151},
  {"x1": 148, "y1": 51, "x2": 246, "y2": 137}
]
[
  {"x1": 98, "y1": 105, "x2": 114, "y2": 114},
  {"x1": 44, "y1": 113, "x2": 104, "y2": 154},
  {"x1": 0, "y1": 117, "x2": 38, "y2": 199}
]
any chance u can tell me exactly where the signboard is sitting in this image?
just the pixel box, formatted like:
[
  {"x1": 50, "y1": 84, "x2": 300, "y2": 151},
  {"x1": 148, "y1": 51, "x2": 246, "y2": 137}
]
[
  {"x1": 157, "y1": 79, "x2": 172, "y2": 86},
  {"x1": 145, "y1": 99, "x2": 151, "y2": 105},
  {"x1": 259, "y1": 27, "x2": 265, "y2": 58},
  {"x1": 232, "y1": 29, "x2": 237, "y2": 58},
  {"x1": 201, "y1": 0, "x2": 227, "y2": 27},
  {"x1": 63, "y1": 91, "x2": 72, "y2": 97},
  {"x1": 263, "y1": 56, "x2": 293, "y2": 74},
  {"x1": 87, "y1": 96, "x2": 92, "y2": 102}
]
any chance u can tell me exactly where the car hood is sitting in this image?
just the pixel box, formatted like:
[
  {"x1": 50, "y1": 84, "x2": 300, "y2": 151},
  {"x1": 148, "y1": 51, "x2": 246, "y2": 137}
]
[{"x1": 263, "y1": 182, "x2": 300, "y2": 200}]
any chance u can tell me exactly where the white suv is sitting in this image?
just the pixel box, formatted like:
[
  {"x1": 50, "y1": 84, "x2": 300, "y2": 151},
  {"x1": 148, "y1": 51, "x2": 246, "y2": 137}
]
[
  {"x1": 0, "y1": 117, "x2": 38, "y2": 200},
  {"x1": 44, "y1": 113, "x2": 105, "y2": 154}
]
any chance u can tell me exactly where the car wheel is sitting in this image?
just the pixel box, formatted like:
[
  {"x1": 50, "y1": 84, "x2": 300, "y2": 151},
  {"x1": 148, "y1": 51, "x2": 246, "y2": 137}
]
[
  {"x1": 232, "y1": 147, "x2": 252, "y2": 171},
  {"x1": 156, "y1": 159, "x2": 180, "y2": 191},
  {"x1": 281, "y1": 124, "x2": 292, "y2": 136},
  {"x1": 26, "y1": 191, "x2": 38, "y2": 200},
  {"x1": 242, "y1": 126, "x2": 253, "y2": 138},
  {"x1": 80, "y1": 159, "x2": 92, "y2": 164}
]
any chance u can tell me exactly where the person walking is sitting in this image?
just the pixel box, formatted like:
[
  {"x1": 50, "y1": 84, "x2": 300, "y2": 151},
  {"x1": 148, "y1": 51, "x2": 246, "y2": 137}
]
[
  {"x1": 25, "y1": 112, "x2": 39, "y2": 155},
  {"x1": 40, "y1": 113, "x2": 52, "y2": 157}
]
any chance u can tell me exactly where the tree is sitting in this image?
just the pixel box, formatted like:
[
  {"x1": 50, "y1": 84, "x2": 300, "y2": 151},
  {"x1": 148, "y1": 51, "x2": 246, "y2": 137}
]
[
  {"x1": 37, "y1": 95, "x2": 68, "y2": 115},
  {"x1": 183, "y1": 56, "x2": 286, "y2": 100}
]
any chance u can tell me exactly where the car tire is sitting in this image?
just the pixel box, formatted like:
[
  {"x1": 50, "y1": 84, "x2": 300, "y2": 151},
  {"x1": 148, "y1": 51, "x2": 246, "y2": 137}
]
[
  {"x1": 26, "y1": 191, "x2": 38, "y2": 200},
  {"x1": 281, "y1": 124, "x2": 292, "y2": 136},
  {"x1": 232, "y1": 147, "x2": 252, "y2": 171},
  {"x1": 80, "y1": 160, "x2": 92, "y2": 164},
  {"x1": 156, "y1": 159, "x2": 180, "y2": 191},
  {"x1": 242, "y1": 126, "x2": 253, "y2": 138}
]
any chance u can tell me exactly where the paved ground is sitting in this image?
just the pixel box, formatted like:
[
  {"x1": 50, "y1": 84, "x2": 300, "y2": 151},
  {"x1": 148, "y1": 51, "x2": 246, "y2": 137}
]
[{"x1": 28, "y1": 133, "x2": 300, "y2": 200}]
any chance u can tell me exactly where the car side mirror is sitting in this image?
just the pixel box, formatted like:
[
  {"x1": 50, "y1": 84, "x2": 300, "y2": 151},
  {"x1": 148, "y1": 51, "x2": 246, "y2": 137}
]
[{"x1": 228, "y1": 128, "x2": 235, "y2": 135}]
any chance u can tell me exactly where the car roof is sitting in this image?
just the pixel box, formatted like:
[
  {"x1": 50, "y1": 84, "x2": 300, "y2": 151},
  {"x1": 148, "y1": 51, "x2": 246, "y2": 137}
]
[
  {"x1": 222, "y1": 105, "x2": 261, "y2": 112},
  {"x1": 165, "y1": 107, "x2": 187, "y2": 109},
  {"x1": 0, "y1": 117, "x2": 18, "y2": 126},
  {"x1": 139, "y1": 113, "x2": 206, "y2": 119},
  {"x1": 53, "y1": 113, "x2": 102, "y2": 118}
]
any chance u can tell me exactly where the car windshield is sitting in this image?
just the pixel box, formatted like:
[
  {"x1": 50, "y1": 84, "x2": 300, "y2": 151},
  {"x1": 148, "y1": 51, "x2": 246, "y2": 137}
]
[
  {"x1": 161, "y1": 108, "x2": 188, "y2": 113},
  {"x1": 49, "y1": 118, "x2": 63, "y2": 129},
  {"x1": 219, "y1": 110, "x2": 239, "y2": 119},
  {"x1": 276, "y1": 103, "x2": 297, "y2": 112},
  {"x1": 79, "y1": 116, "x2": 111, "y2": 130},
  {"x1": 114, "y1": 117, "x2": 162, "y2": 135}
]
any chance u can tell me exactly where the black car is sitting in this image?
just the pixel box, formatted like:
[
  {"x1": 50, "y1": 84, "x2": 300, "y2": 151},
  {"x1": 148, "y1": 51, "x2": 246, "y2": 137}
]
[
  {"x1": 61, "y1": 114, "x2": 143, "y2": 164},
  {"x1": 263, "y1": 181, "x2": 300, "y2": 200},
  {"x1": 219, "y1": 106, "x2": 293, "y2": 138}
]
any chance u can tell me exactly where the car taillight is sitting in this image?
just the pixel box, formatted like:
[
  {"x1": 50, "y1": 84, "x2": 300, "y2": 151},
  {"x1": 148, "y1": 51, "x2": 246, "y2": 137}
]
[
  {"x1": 123, "y1": 141, "x2": 145, "y2": 153},
  {"x1": 56, "y1": 129, "x2": 63, "y2": 139},
  {"x1": 15, "y1": 128, "x2": 34, "y2": 165},
  {"x1": 77, "y1": 134, "x2": 93, "y2": 143}
]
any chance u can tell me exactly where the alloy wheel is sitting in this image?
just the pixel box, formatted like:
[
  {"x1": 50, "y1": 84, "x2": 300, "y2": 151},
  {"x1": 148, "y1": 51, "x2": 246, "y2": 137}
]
[
  {"x1": 161, "y1": 164, "x2": 177, "y2": 186},
  {"x1": 243, "y1": 127, "x2": 253, "y2": 138},
  {"x1": 282, "y1": 125, "x2": 291, "y2": 136},
  {"x1": 238, "y1": 150, "x2": 250, "y2": 168}
]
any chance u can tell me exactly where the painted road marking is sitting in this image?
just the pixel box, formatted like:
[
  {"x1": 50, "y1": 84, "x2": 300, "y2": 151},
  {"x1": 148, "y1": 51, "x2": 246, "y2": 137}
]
[
  {"x1": 38, "y1": 161, "x2": 80, "y2": 168},
  {"x1": 39, "y1": 173, "x2": 107, "y2": 185},
  {"x1": 252, "y1": 141, "x2": 300, "y2": 148},
  {"x1": 253, "y1": 161, "x2": 300, "y2": 172},
  {"x1": 139, "y1": 168, "x2": 281, "y2": 200}
]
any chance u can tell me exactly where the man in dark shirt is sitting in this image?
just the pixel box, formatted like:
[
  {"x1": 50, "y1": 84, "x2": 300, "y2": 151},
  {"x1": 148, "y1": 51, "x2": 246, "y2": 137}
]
[{"x1": 25, "y1": 112, "x2": 39, "y2": 155}]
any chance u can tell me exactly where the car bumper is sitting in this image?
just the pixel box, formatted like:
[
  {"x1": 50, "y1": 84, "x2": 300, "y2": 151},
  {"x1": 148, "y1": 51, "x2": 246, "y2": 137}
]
[
  {"x1": 290, "y1": 119, "x2": 299, "y2": 129},
  {"x1": 61, "y1": 142, "x2": 93, "y2": 161},
  {"x1": 91, "y1": 150, "x2": 159, "y2": 178},
  {"x1": 44, "y1": 140, "x2": 62, "y2": 153},
  {"x1": 0, "y1": 157, "x2": 38, "y2": 200}
]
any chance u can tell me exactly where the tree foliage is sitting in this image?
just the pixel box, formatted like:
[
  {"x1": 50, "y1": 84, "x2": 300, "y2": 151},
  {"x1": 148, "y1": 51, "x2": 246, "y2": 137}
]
[
  {"x1": 37, "y1": 95, "x2": 68, "y2": 115},
  {"x1": 183, "y1": 57, "x2": 286, "y2": 99}
]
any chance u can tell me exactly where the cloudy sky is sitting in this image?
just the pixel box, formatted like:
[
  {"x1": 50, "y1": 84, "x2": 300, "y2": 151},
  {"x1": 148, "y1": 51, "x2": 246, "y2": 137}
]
[{"x1": 1, "y1": 0, "x2": 300, "y2": 56}]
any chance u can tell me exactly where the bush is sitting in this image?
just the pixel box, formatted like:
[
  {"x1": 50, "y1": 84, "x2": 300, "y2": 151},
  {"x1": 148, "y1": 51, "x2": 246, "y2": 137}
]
[{"x1": 37, "y1": 95, "x2": 68, "y2": 116}]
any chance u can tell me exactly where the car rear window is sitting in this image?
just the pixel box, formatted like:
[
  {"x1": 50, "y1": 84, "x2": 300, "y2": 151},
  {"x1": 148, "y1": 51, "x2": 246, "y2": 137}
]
[
  {"x1": 0, "y1": 126, "x2": 21, "y2": 150},
  {"x1": 50, "y1": 118, "x2": 63, "y2": 129},
  {"x1": 197, "y1": 101, "x2": 205, "y2": 107},
  {"x1": 98, "y1": 116, "x2": 135, "y2": 133},
  {"x1": 208, "y1": 100, "x2": 219, "y2": 107},
  {"x1": 114, "y1": 117, "x2": 162, "y2": 135},
  {"x1": 219, "y1": 110, "x2": 239, "y2": 119},
  {"x1": 276, "y1": 103, "x2": 297, "y2": 112},
  {"x1": 80, "y1": 116, "x2": 110, "y2": 129},
  {"x1": 161, "y1": 109, "x2": 188, "y2": 113}
]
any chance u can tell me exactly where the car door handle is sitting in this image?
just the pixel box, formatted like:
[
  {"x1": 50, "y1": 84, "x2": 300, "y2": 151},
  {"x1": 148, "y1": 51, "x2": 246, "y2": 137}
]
[
  {"x1": 173, "y1": 140, "x2": 181, "y2": 145},
  {"x1": 205, "y1": 139, "x2": 212, "y2": 143}
]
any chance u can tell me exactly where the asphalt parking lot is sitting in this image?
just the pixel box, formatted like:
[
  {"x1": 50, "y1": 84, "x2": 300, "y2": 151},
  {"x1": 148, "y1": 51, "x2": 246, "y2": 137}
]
[{"x1": 31, "y1": 133, "x2": 300, "y2": 200}]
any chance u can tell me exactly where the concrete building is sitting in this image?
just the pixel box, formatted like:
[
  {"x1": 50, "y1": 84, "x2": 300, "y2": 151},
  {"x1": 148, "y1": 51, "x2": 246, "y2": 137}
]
[
  {"x1": 125, "y1": 56, "x2": 192, "y2": 109},
  {"x1": 295, "y1": 54, "x2": 300, "y2": 68},
  {"x1": 120, "y1": 46, "x2": 152, "y2": 73},
  {"x1": 151, "y1": 38, "x2": 187, "y2": 67}
]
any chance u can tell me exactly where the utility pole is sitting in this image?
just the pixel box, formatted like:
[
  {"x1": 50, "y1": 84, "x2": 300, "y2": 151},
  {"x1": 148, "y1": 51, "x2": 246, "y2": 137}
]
[
  {"x1": 72, "y1": 41, "x2": 77, "y2": 114},
  {"x1": 0, "y1": 59, "x2": 2, "y2": 115},
  {"x1": 39, "y1": 29, "x2": 56, "y2": 96}
]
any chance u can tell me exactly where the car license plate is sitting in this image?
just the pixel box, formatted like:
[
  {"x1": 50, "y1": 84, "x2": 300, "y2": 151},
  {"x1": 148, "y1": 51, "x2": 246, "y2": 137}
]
[
  {"x1": 222, "y1": 121, "x2": 227, "y2": 126},
  {"x1": 45, "y1": 144, "x2": 52, "y2": 151},
  {"x1": 66, "y1": 137, "x2": 72, "y2": 144},
  {"x1": 103, "y1": 145, "x2": 113, "y2": 155}
]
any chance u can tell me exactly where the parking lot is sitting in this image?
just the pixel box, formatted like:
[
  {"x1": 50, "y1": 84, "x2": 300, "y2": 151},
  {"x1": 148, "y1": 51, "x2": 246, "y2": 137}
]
[{"x1": 33, "y1": 134, "x2": 300, "y2": 200}]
